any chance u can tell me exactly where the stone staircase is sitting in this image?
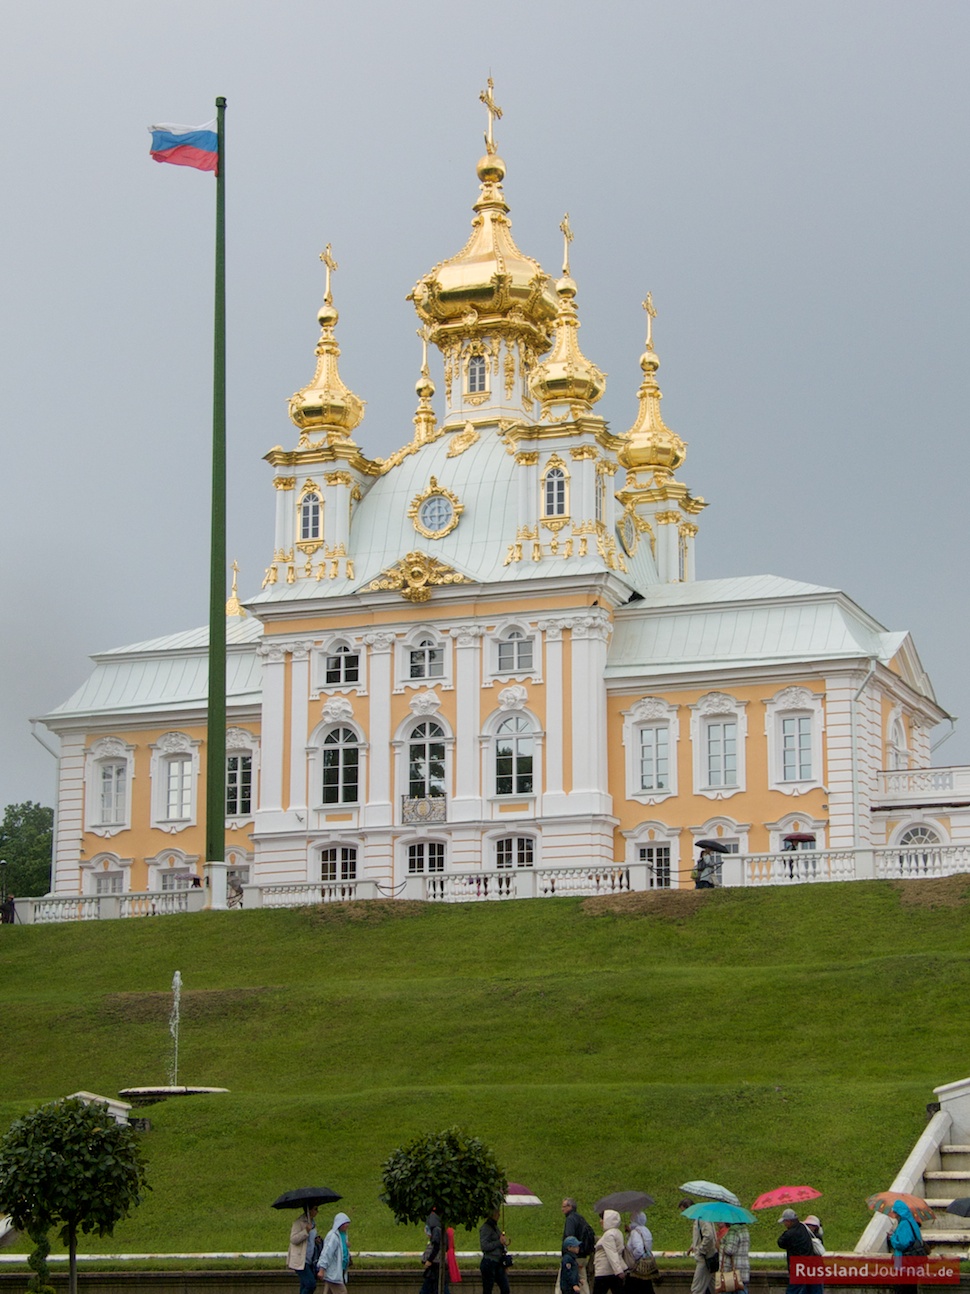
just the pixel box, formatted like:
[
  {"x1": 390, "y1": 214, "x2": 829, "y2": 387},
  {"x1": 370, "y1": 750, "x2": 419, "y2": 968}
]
[{"x1": 921, "y1": 1146, "x2": 970, "y2": 1257}]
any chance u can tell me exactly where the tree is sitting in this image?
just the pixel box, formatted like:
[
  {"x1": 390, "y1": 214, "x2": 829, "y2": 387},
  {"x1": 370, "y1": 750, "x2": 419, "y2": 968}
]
[
  {"x1": 381, "y1": 1127, "x2": 507, "y2": 1294},
  {"x1": 0, "y1": 802, "x2": 54, "y2": 898},
  {"x1": 0, "y1": 1097, "x2": 150, "y2": 1294}
]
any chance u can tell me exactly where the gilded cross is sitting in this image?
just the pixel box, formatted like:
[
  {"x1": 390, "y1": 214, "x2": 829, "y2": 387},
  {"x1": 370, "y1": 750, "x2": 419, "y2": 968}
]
[
  {"x1": 479, "y1": 76, "x2": 503, "y2": 155},
  {"x1": 642, "y1": 291, "x2": 657, "y2": 349},
  {"x1": 319, "y1": 243, "x2": 339, "y2": 305},
  {"x1": 559, "y1": 212, "x2": 574, "y2": 276}
]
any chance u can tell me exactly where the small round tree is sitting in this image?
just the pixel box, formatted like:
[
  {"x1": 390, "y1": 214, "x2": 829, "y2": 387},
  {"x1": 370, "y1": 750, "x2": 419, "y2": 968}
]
[
  {"x1": 0, "y1": 1097, "x2": 149, "y2": 1294},
  {"x1": 381, "y1": 1127, "x2": 507, "y2": 1294}
]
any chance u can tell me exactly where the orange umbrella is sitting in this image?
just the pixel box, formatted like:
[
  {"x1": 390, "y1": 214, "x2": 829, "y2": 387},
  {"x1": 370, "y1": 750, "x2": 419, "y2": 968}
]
[{"x1": 866, "y1": 1192, "x2": 934, "y2": 1224}]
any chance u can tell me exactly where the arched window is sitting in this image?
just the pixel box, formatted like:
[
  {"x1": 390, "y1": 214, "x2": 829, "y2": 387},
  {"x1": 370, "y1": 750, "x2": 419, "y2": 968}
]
[
  {"x1": 898, "y1": 825, "x2": 940, "y2": 848},
  {"x1": 543, "y1": 467, "x2": 567, "y2": 517},
  {"x1": 595, "y1": 473, "x2": 607, "y2": 525},
  {"x1": 326, "y1": 643, "x2": 359, "y2": 685},
  {"x1": 495, "y1": 715, "x2": 534, "y2": 796},
  {"x1": 889, "y1": 717, "x2": 909, "y2": 770},
  {"x1": 321, "y1": 845, "x2": 357, "y2": 881},
  {"x1": 300, "y1": 491, "x2": 321, "y2": 541},
  {"x1": 409, "y1": 638, "x2": 444, "y2": 679},
  {"x1": 467, "y1": 354, "x2": 487, "y2": 394},
  {"x1": 322, "y1": 727, "x2": 359, "y2": 804},
  {"x1": 409, "y1": 721, "x2": 446, "y2": 799},
  {"x1": 497, "y1": 630, "x2": 533, "y2": 673}
]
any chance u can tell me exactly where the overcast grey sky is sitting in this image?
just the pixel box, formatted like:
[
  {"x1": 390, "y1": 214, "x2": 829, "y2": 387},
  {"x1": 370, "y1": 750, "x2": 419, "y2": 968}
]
[{"x1": 2, "y1": 0, "x2": 969, "y2": 807}]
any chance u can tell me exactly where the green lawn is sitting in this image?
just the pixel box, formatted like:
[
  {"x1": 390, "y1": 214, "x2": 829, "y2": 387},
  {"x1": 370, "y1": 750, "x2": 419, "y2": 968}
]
[{"x1": 1, "y1": 878, "x2": 968, "y2": 1258}]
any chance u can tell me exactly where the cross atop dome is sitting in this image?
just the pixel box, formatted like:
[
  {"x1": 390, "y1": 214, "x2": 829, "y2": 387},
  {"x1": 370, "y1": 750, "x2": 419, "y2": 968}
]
[{"x1": 479, "y1": 76, "x2": 503, "y2": 155}]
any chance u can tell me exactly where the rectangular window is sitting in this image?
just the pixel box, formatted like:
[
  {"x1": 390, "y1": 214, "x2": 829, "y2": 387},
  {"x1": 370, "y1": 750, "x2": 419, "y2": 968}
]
[
  {"x1": 321, "y1": 846, "x2": 357, "y2": 882},
  {"x1": 638, "y1": 725, "x2": 669, "y2": 791},
  {"x1": 226, "y1": 754, "x2": 252, "y2": 817},
  {"x1": 781, "y1": 716, "x2": 812, "y2": 780},
  {"x1": 408, "y1": 842, "x2": 445, "y2": 874},
  {"x1": 95, "y1": 872, "x2": 123, "y2": 895},
  {"x1": 99, "y1": 762, "x2": 127, "y2": 825},
  {"x1": 409, "y1": 644, "x2": 444, "y2": 679},
  {"x1": 160, "y1": 871, "x2": 191, "y2": 891},
  {"x1": 639, "y1": 844, "x2": 671, "y2": 889},
  {"x1": 325, "y1": 650, "x2": 359, "y2": 685},
  {"x1": 165, "y1": 757, "x2": 193, "y2": 819},
  {"x1": 706, "y1": 721, "x2": 737, "y2": 788},
  {"x1": 497, "y1": 837, "x2": 534, "y2": 868},
  {"x1": 497, "y1": 636, "x2": 533, "y2": 673}
]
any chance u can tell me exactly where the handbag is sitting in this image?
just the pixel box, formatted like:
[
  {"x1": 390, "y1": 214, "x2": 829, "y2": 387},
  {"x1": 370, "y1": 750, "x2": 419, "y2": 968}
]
[
  {"x1": 715, "y1": 1269, "x2": 742, "y2": 1293},
  {"x1": 705, "y1": 1253, "x2": 720, "y2": 1274},
  {"x1": 624, "y1": 1246, "x2": 661, "y2": 1283}
]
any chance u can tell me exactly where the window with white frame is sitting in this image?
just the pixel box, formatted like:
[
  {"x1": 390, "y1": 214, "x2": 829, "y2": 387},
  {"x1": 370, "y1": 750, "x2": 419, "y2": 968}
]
[
  {"x1": 321, "y1": 845, "x2": 358, "y2": 881},
  {"x1": 495, "y1": 714, "x2": 534, "y2": 796},
  {"x1": 764, "y1": 686, "x2": 824, "y2": 795},
  {"x1": 888, "y1": 715, "x2": 909, "y2": 770},
  {"x1": 897, "y1": 824, "x2": 940, "y2": 847},
  {"x1": 160, "y1": 870, "x2": 192, "y2": 891},
  {"x1": 226, "y1": 753, "x2": 252, "y2": 817},
  {"x1": 467, "y1": 354, "x2": 487, "y2": 394},
  {"x1": 408, "y1": 721, "x2": 446, "y2": 798},
  {"x1": 85, "y1": 738, "x2": 135, "y2": 836},
  {"x1": 408, "y1": 841, "x2": 445, "y2": 873},
  {"x1": 639, "y1": 843, "x2": 671, "y2": 889},
  {"x1": 691, "y1": 693, "x2": 747, "y2": 799},
  {"x1": 151, "y1": 733, "x2": 199, "y2": 830},
  {"x1": 409, "y1": 638, "x2": 444, "y2": 679},
  {"x1": 496, "y1": 836, "x2": 534, "y2": 868},
  {"x1": 95, "y1": 871, "x2": 124, "y2": 895},
  {"x1": 543, "y1": 466, "x2": 567, "y2": 517},
  {"x1": 322, "y1": 727, "x2": 360, "y2": 804},
  {"x1": 165, "y1": 756, "x2": 193, "y2": 820},
  {"x1": 300, "y1": 491, "x2": 321, "y2": 541},
  {"x1": 624, "y1": 698, "x2": 679, "y2": 804},
  {"x1": 99, "y1": 761, "x2": 127, "y2": 826},
  {"x1": 497, "y1": 630, "x2": 533, "y2": 674},
  {"x1": 325, "y1": 644, "x2": 359, "y2": 686}
]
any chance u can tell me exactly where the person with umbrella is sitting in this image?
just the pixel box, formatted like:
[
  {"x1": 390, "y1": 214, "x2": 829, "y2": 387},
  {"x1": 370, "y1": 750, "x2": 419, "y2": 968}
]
[
  {"x1": 679, "y1": 1198, "x2": 717, "y2": 1294},
  {"x1": 693, "y1": 842, "x2": 727, "y2": 889},
  {"x1": 591, "y1": 1210, "x2": 627, "y2": 1294},
  {"x1": 288, "y1": 1205, "x2": 320, "y2": 1294},
  {"x1": 480, "y1": 1206, "x2": 510, "y2": 1294}
]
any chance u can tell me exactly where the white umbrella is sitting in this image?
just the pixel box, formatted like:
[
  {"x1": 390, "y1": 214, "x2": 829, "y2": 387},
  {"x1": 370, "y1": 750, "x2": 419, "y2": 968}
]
[
  {"x1": 505, "y1": 1182, "x2": 542, "y2": 1205},
  {"x1": 680, "y1": 1180, "x2": 740, "y2": 1206}
]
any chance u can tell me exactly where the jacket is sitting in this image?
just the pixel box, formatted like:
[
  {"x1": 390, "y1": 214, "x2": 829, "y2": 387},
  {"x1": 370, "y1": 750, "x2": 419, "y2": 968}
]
[
  {"x1": 888, "y1": 1202, "x2": 923, "y2": 1255},
  {"x1": 593, "y1": 1210, "x2": 627, "y2": 1278},
  {"x1": 480, "y1": 1217, "x2": 506, "y2": 1263},
  {"x1": 778, "y1": 1221, "x2": 815, "y2": 1267},
  {"x1": 720, "y1": 1226, "x2": 750, "y2": 1283},
  {"x1": 319, "y1": 1212, "x2": 351, "y2": 1283},
  {"x1": 288, "y1": 1212, "x2": 316, "y2": 1272},
  {"x1": 562, "y1": 1208, "x2": 591, "y2": 1254},
  {"x1": 423, "y1": 1212, "x2": 443, "y2": 1265},
  {"x1": 691, "y1": 1220, "x2": 718, "y2": 1259},
  {"x1": 561, "y1": 1247, "x2": 581, "y2": 1294}
]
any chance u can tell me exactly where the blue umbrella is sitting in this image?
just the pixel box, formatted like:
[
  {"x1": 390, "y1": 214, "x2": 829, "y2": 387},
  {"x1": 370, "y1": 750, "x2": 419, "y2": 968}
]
[{"x1": 682, "y1": 1202, "x2": 757, "y2": 1225}]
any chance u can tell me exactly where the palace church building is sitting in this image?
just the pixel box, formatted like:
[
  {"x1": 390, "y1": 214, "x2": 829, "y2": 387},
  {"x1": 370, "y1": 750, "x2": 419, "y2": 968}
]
[{"x1": 39, "y1": 97, "x2": 959, "y2": 908}]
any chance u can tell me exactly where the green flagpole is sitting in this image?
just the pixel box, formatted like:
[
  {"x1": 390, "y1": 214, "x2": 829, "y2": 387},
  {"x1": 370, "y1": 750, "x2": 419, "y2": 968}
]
[{"x1": 205, "y1": 95, "x2": 227, "y2": 877}]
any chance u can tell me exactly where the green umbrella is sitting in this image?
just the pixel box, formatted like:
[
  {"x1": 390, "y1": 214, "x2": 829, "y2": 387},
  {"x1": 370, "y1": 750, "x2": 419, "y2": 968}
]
[{"x1": 682, "y1": 1202, "x2": 756, "y2": 1225}]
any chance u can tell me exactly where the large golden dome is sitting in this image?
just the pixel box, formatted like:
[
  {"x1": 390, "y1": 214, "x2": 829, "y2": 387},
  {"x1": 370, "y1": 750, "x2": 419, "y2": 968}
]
[{"x1": 288, "y1": 250, "x2": 365, "y2": 442}]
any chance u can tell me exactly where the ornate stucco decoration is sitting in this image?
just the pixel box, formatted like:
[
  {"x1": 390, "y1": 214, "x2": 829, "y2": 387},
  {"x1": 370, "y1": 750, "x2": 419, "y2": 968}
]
[
  {"x1": 226, "y1": 727, "x2": 253, "y2": 749},
  {"x1": 409, "y1": 690, "x2": 441, "y2": 716},
  {"x1": 498, "y1": 684, "x2": 528, "y2": 711},
  {"x1": 363, "y1": 551, "x2": 473, "y2": 603},
  {"x1": 446, "y1": 423, "x2": 480, "y2": 457},
  {"x1": 322, "y1": 697, "x2": 354, "y2": 724},
  {"x1": 408, "y1": 477, "x2": 464, "y2": 540},
  {"x1": 630, "y1": 697, "x2": 670, "y2": 722}
]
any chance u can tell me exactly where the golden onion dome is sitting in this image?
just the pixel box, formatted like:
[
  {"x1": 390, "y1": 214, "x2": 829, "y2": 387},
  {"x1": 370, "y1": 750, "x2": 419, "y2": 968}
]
[
  {"x1": 288, "y1": 249, "x2": 365, "y2": 441},
  {"x1": 617, "y1": 344, "x2": 686, "y2": 472},
  {"x1": 408, "y1": 151, "x2": 559, "y2": 352},
  {"x1": 529, "y1": 271, "x2": 606, "y2": 418}
]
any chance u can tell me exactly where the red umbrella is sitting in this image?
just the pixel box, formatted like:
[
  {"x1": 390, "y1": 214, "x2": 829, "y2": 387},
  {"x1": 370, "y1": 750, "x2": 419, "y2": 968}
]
[{"x1": 751, "y1": 1186, "x2": 821, "y2": 1210}]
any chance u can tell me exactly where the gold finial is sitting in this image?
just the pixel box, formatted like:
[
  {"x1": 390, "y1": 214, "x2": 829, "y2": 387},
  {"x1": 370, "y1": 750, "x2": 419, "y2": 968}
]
[
  {"x1": 417, "y1": 325, "x2": 431, "y2": 378},
  {"x1": 226, "y1": 560, "x2": 246, "y2": 617},
  {"x1": 642, "y1": 292, "x2": 657, "y2": 350},
  {"x1": 559, "y1": 213, "x2": 574, "y2": 277},
  {"x1": 479, "y1": 75, "x2": 503, "y2": 156},
  {"x1": 319, "y1": 243, "x2": 339, "y2": 306}
]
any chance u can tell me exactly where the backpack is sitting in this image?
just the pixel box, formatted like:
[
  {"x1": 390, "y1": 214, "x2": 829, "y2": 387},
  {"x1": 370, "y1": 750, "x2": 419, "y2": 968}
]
[{"x1": 578, "y1": 1218, "x2": 596, "y2": 1258}]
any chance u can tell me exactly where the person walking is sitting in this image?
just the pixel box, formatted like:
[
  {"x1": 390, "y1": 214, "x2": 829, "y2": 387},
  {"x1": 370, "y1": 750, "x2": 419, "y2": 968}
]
[
  {"x1": 560, "y1": 1199, "x2": 594, "y2": 1294},
  {"x1": 679, "y1": 1199, "x2": 717, "y2": 1294},
  {"x1": 317, "y1": 1211, "x2": 351, "y2": 1294},
  {"x1": 421, "y1": 1209, "x2": 444, "y2": 1294},
  {"x1": 591, "y1": 1209, "x2": 627, "y2": 1294},
  {"x1": 719, "y1": 1224, "x2": 750, "y2": 1294},
  {"x1": 777, "y1": 1208, "x2": 817, "y2": 1294},
  {"x1": 624, "y1": 1211, "x2": 657, "y2": 1294},
  {"x1": 561, "y1": 1236, "x2": 583, "y2": 1294},
  {"x1": 888, "y1": 1200, "x2": 927, "y2": 1294},
  {"x1": 288, "y1": 1206, "x2": 320, "y2": 1294},
  {"x1": 480, "y1": 1208, "x2": 510, "y2": 1294}
]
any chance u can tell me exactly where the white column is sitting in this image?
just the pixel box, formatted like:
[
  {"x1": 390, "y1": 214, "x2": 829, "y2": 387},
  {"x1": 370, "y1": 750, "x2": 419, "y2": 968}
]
[
  {"x1": 541, "y1": 620, "x2": 568, "y2": 815},
  {"x1": 257, "y1": 644, "x2": 287, "y2": 812},
  {"x1": 53, "y1": 732, "x2": 83, "y2": 895},
  {"x1": 655, "y1": 512, "x2": 680, "y2": 581},
  {"x1": 289, "y1": 645, "x2": 310, "y2": 813},
  {"x1": 568, "y1": 613, "x2": 612, "y2": 815},
  {"x1": 274, "y1": 481, "x2": 293, "y2": 554},
  {"x1": 363, "y1": 632, "x2": 395, "y2": 827},
  {"x1": 450, "y1": 625, "x2": 484, "y2": 820}
]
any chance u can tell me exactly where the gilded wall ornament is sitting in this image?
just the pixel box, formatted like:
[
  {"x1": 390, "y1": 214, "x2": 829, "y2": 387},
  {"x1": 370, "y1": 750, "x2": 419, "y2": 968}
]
[
  {"x1": 364, "y1": 551, "x2": 472, "y2": 602},
  {"x1": 446, "y1": 424, "x2": 480, "y2": 457},
  {"x1": 408, "y1": 477, "x2": 464, "y2": 539}
]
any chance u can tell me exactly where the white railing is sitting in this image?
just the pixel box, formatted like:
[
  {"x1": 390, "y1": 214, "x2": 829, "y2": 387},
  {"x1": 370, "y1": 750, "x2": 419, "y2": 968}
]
[
  {"x1": 24, "y1": 888, "x2": 206, "y2": 924},
  {"x1": 422, "y1": 865, "x2": 636, "y2": 902},
  {"x1": 874, "y1": 765, "x2": 970, "y2": 801},
  {"x1": 875, "y1": 842, "x2": 970, "y2": 879},
  {"x1": 735, "y1": 849, "x2": 860, "y2": 887},
  {"x1": 242, "y1": 879, "x2": 381, "y2": 908}
]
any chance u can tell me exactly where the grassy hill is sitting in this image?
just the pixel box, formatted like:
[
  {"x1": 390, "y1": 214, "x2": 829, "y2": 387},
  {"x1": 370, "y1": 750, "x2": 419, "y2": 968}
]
[{"x1": 2, "y1": 877, "x2": 969, "y2": 1259}]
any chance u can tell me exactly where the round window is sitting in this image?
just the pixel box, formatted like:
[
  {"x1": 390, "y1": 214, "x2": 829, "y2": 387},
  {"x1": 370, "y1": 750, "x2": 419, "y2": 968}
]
[{"x1": 419, "y1": 495, "x2": 455, "y2": 535}]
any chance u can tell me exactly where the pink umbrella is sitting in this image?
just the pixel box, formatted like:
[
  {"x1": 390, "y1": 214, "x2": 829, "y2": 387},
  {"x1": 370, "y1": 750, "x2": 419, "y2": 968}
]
[
  {"x1": 751, "y1": 1186, "x2": 821, "y2": 1210},
  {"x1": 505, "y1": 1182, "x2": 542, "y2": 1205}
]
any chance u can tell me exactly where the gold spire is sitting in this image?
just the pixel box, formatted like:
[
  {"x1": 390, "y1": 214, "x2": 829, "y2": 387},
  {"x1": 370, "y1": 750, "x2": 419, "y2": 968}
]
[
  {"x1": 288, "y1": 245, "x2": 365, "y2": 444},
  {"x1": 529, "y1": 218, "x2": 606, "y2": 420},
  {"x1": 225, "y1": 560, "x2": 246, "y2": 617},
  {"x1": 408, "y1": 80, "x2": 558, "y2": 354},
  {"x1": 617, "y1": 294, "x2": 687, "y2": 473},
  {"x1": 413, "y1": 326, "x2": 437, "y2": 444}
]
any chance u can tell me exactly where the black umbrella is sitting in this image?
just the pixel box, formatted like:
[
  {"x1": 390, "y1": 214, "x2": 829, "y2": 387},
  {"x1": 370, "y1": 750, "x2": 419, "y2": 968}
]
[
  {"x1": 696, "y1": 840, "x2": 730, "y2": 853},
  {"x1": 946, "y1": 1198, "x2": 970, "y2": 1217},
  {"x1": 594, "y1": 1190, "x2": 655, "y2": 1214},
  {"x1": 272, "y1": 1186, "x2": 342, "y2": 1210}
]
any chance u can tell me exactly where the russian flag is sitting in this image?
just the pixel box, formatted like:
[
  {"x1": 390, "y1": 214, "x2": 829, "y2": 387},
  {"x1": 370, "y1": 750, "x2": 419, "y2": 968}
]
[{"x1": 149, "y1": 121, "x2": 218, "y2": 172}]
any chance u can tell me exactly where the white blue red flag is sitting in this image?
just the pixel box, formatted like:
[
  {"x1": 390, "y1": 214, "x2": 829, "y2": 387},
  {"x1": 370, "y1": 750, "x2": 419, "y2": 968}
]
[{"x1": 148, "y1": 121, "x2": 218, "y2": 172}]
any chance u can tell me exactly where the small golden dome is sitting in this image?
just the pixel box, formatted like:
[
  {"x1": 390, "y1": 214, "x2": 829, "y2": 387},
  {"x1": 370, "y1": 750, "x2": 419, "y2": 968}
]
[
  {"x1": 617, "y1": 345, "x2": 687, "y2": 473},
  {"x1": 288, "y1": 281, "x2": 364, "y2": 442},
  {"x1": 529, "y1": 274, "x2": 606, "y2": 418}
]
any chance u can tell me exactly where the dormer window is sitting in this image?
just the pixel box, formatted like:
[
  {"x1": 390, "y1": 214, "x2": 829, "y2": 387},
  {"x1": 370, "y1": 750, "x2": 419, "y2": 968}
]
[
  {"x1": 300, "y1": 492, "x2": 321, "y2": 541},
  {"x1": 543, "y1": 467, "x2": 567, "y2": 517},
  {"x1": 467, "y1": 355, "x2": 487, "y2": 394}
]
